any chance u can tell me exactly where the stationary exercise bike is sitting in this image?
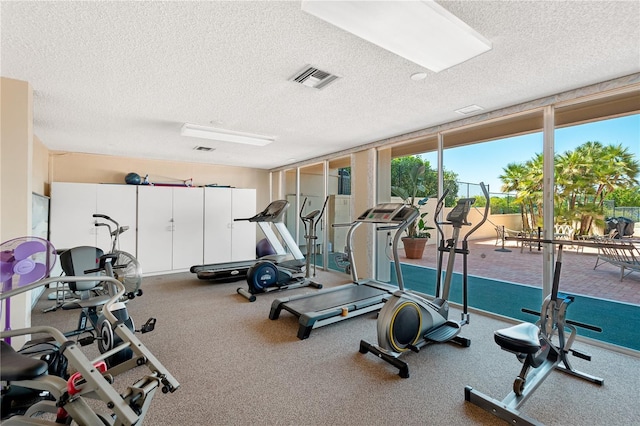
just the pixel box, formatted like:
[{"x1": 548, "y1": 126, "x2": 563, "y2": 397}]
[
  {"x1": 360, "y1": 183, "x2": 490, "y2": 378},
  {"x1": 465, "y1": 240, "x2": 604, "y2": 425},
  {"x1": 1, "y1": 272, "x2": 179, "y2": 425},
  {"x1": 59, "y1": 249, "x2": 155, "y2": 367},
  {"x1": 93, "y1": 213, "x2": 143, "y2": 300},
  {"x1": 239, "y1": 197, "x2": 328, "y2": 302}
]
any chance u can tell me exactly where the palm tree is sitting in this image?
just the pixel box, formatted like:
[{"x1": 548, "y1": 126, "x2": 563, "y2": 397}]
[
  {"x1": 501, "y1": 141, "x2": 639, "y2": 237},
  {"x1": 500, "y1": 162, "x2": 530, "y2": 229}
]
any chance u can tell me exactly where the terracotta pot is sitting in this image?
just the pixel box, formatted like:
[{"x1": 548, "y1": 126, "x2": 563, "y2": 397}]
[{"x1": 402, "y1": 237, "x2": 428, "y2": 259}]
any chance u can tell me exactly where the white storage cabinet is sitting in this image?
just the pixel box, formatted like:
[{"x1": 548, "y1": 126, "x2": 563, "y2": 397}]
[
  {"x1": 49, "y1": 182, "x2": 137, "y2": 255},
  {"x1": 137, "y1": 186, "x2": 204, "y2": 274},
  {"x1": 203, "y1": 188, "x2": 256, "y2": 264}
]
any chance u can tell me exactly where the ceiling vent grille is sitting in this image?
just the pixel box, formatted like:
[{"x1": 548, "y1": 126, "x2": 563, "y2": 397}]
[
  {"x1": 194, "y1": 146, "x2": 215, "y2": 152},
  {"x1": 290, "y1": 65, "x2": 339, "y2": 89}
]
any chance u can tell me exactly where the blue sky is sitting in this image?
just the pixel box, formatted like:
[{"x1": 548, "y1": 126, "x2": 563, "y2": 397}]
[{"x1": 421, "y1": 114, "x2": 640, "y2": 196}]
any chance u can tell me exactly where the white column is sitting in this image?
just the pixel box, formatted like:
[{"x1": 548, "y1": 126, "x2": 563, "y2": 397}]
[{"x1": 542, "y1": 105, "x2": 555, "y2": 298}]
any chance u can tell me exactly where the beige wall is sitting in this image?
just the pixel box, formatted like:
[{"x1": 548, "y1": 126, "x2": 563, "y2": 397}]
[
  {"x1": 350, "y1": 149, "x2": 377, "y2": 279},
  {"x1": 1, "y1": 77, "x2": 37, "y2": 348},
  {"x1": 49, "y1": 152, "x2": 270, "y2": 210},
  {"x1": 33, "y1": 136, "x2": 50, "y2": 196}
]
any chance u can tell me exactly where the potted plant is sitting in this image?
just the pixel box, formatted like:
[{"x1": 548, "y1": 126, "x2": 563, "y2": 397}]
[{"x1": 392, "y1": 163, "x2": 434, "y2": 259}]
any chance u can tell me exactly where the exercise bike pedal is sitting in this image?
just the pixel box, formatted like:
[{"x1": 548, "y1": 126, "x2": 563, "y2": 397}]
[
  {"x1": 569, "y1": 348, "x2": 592, "y2": 361},
  {"x1": 137, "y1": 317, "x2": 156, "y2": 334},
  {"x1": 77, "y1": 336, "x2": 96, "y2": 346}
]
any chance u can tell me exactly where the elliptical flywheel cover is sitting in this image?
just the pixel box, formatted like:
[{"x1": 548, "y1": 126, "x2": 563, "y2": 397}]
[{"x1": 247, "y1": 261, "x2": 278, "y2": 293}]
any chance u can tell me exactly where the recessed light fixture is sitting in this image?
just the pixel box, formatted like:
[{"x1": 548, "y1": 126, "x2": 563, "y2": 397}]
[
  {"x1": 410, "y1": 72, "x2": 427, "y2": 81},
  {"x1": 454, "y1": 104, "x2": 484, "y2": 115},
  {"x1": 181, "y1": 123, "x2": 275, "y2": 146},
  {"x1": 301, "y1": 0, "x2": 492, "y2": 73}
]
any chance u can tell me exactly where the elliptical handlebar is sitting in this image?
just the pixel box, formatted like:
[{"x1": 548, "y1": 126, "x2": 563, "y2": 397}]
[
  {"x1": 434, "y1": 188, "x2": 450, "y2": 241},
  {"x1": 462, "y1": 182, "x2": 490, "y2": 242},
  {"x1": 94, "y1": 213, "x2": 127, "y2": 252},
  {"x1": 433, "y1": 182, "x2": 490, "y2": 241},
  {"x1": 300, "y1": 196, "x2": 329, "y2": 229},
  {"x1": 299, "y1": 196, "x2": 329, "y2": 279}
]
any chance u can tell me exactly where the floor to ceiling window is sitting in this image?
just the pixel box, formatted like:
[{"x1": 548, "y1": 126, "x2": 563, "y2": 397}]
[
  {"x1": 273, "y1": 84, "x2": 639, "y2": 352},
  {"x1": 327, "y1": 156, "x2": 352, "y2": 274},
  {"x1": 296, "y1": 163, "x2": 326, "y2": 273},
  {"x1": 552, "y1": 113, "x2": 639, "y2": 304},
  {"x1": 379, "y1": 91, "x2": 639, "y2": 351}
]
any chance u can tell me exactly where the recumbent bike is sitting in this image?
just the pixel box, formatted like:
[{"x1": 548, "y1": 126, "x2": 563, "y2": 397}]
[{"x1": 465, "y1": 240, "x2": 605, "y2": 425}]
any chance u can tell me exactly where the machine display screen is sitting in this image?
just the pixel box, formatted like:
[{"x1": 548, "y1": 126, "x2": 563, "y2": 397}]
[{"x1": 357, "y1": 203, "x2": 410, "y2": 223}]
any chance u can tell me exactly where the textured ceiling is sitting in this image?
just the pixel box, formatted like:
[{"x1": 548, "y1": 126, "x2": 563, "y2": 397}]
[{"x1": 2, "y1": 1, "x2": 639, "y2": 170}]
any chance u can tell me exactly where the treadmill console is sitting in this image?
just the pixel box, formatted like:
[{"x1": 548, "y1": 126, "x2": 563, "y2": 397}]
[{"x1": 357, "y1": 203, "x2": 416, "y2": 223}]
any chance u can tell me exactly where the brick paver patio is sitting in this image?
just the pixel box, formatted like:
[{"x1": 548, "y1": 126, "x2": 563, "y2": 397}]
[{"x1": 399, "y1": 238, "x2": 640, "y2": 306}]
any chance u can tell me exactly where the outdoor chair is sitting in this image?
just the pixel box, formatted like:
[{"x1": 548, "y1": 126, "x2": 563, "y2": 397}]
[
  {"x1": 554, "y1": 224, "x2": 575, "y2": 249},
  {"x1": 495, "y1": 226, "x2": 525, "y2": 247},
  {"x1": 520, "y1": 228, "x2": 543, "y2": 253},
  {"x1": 593, "y1": 238, "x2": 640, "y2": 281}
]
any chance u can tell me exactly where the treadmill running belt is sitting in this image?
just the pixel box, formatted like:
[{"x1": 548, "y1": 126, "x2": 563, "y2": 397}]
[{"x1": 283, "y1": 284, "x2": 388, "y2": 313}]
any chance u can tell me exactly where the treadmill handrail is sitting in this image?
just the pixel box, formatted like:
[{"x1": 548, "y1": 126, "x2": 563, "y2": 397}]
[
  {"x1": 234, "y1": 199, "x2": 289, "y2": 223},
  {"x1": 346, "y1": 205, "x2": 419, "y2": 286}
]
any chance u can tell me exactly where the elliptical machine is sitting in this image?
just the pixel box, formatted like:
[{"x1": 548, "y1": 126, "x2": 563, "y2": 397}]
[
  {"x1": 359, "y1": 183, "x2": 490, "y2": 378},
  {"x1": 238, "y1": 197, "x2": 328, "y2": 302}
]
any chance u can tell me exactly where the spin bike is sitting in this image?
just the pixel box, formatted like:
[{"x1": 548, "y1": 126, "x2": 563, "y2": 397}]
[
  {"x1": 59, "y1": 250, "x2": 155, "y2": 367},
  {"x1": 93, "y1": 213, "x2": 143, "y2": 300},
  {"x1": 360, "y1": 183, "x2": 490, "y2": 378},
  {"x1": 465, "y1": 240, "x2": 604, "y2": 426},
  {"x1": 238, "y1": 197, "x2": 328, "y2": 302},
  {"x1": 1, "y1": 274, "x2": 179, "y2": 425},
  {"x1": 44, "y1": 214, "x2": 142, "y2": 311}
]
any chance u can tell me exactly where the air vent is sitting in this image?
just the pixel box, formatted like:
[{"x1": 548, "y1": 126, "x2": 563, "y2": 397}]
[
  {"x1": 194, "y1": 146, "x2": 215, "y2": 152},
  {"x1": 455, "y1": 104, "x2": 484, "y2": 115},
  {"x1": 290, "y1": 65, "x2": 340, "y2": 89}
]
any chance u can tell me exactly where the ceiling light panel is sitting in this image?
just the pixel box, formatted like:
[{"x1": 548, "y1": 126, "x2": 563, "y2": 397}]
[
  {"x1": 301, "y1": 0, "x2": 492, "y2": 73},
  {"x1": 455, "y1": 104, "x2": 484, "y2": 115},
  {"x1": 181, "y1": 123, "x2": 275, "y2": 146}
]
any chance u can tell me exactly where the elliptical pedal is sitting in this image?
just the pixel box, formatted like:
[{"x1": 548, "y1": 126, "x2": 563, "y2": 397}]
[{"x1": 424, "y1": 321, "x2": 461, "y2": 342}]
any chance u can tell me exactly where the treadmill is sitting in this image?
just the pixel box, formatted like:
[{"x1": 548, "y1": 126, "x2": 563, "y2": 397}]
[
  {"x1": 269, "y1": 202, "x2": 419, "y2": 339},
  {"x1": 190, "y1": 200, "x2": 305, "y2": 282}
]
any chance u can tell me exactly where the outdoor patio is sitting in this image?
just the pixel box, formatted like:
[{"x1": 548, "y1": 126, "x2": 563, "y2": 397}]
[{"x1": 399, "y1": 238, "x2": 640, "y2": 306}]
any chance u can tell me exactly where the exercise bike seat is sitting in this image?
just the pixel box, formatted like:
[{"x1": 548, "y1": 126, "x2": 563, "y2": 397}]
[
  {"x1": 0, "y1": 341, "x2": 49, "y2": 381},
  {"x1": 494, "y1": 322, "x2": 540, "y2": 354}
]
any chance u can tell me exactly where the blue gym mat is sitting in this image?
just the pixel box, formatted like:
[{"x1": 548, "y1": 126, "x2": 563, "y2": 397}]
[
  {"x1": 390, "y1": 262, "x2": 640, "y2": 352},
  {"x1": 323, "y1": 254, "x2": 639, "y2": 351}
]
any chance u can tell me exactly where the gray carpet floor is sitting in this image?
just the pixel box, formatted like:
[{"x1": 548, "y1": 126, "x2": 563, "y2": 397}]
[{"x1": 31, "y1": 270, "x2": 640, "y2": 425}]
